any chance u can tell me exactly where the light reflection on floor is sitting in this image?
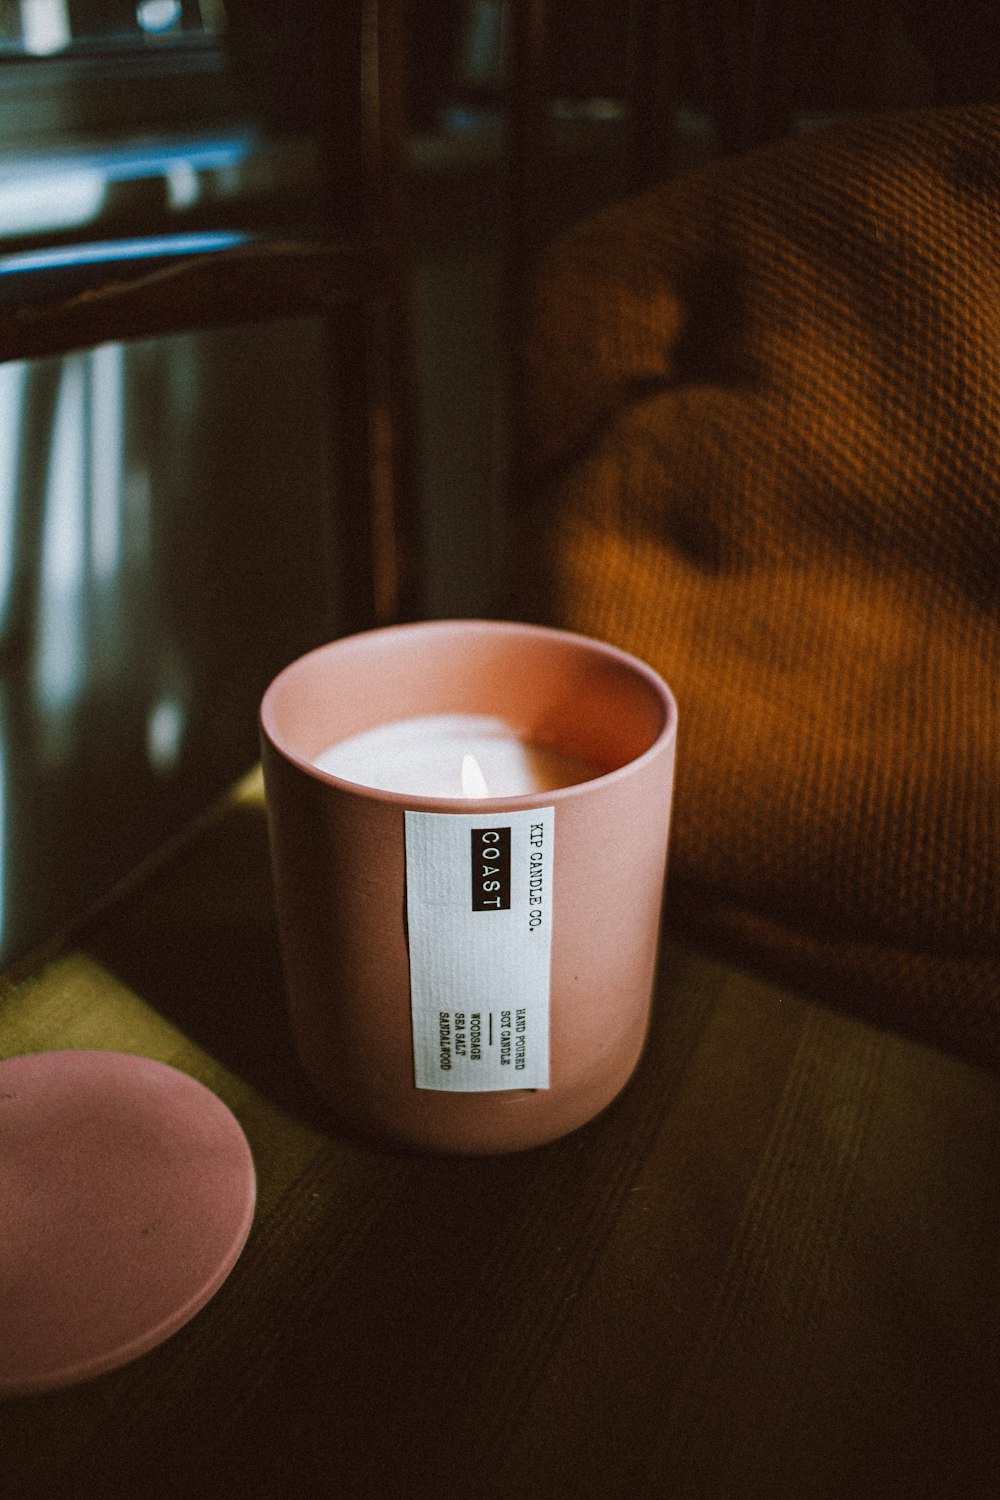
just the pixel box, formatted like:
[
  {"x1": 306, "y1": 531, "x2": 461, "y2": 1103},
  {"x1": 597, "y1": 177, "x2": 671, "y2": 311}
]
[{"x1": 0, "y1": 318, "x2": 332, "y2": 967}]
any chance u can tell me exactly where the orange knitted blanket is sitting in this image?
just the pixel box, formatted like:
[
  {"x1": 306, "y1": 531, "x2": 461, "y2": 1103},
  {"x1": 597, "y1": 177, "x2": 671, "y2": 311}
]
[{"x1": 516, "y1": 104, "x2": 1000, "y2": 1066}]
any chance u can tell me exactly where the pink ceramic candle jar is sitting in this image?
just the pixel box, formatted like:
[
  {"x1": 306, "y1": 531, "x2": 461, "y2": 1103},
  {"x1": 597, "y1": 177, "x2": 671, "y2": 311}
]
[{"x1": 260, "y1": 620, "x2": 677, "y2": 1155}]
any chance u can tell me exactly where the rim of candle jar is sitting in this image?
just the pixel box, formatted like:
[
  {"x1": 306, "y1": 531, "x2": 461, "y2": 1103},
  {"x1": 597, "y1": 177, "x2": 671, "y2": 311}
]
[{"x1": 259, "y1": 619, "x2": 677, "y2": 810}]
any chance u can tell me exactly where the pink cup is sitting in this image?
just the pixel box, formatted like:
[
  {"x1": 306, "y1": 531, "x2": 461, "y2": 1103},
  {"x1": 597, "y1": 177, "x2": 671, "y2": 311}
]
[{"x1": 260, "y1": 620, "x2": 677, "y2": 1154}]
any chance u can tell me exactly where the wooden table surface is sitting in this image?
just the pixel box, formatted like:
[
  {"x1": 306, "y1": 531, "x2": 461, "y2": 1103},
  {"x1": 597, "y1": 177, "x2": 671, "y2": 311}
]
[{"x1": 3, "y1": 771, "x2": 999, "y2": 1500}]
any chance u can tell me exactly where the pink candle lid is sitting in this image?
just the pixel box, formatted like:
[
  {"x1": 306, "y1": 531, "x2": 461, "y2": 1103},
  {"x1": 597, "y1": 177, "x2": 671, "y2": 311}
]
[{"x1": 0, "y1": 1049, "x2": 256, "y2": 1395}]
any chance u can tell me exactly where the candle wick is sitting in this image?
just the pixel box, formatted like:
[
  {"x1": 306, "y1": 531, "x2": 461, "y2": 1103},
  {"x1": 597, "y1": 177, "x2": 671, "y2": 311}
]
[{"x1": 461, "y1": 753, "x2": 490, "y2": 798}]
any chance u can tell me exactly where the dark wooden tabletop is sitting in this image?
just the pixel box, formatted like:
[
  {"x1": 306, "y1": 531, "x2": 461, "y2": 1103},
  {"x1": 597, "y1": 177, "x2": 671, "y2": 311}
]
[{"x1": 3, "y1": 770, "x2": 998, "y2": 1500}]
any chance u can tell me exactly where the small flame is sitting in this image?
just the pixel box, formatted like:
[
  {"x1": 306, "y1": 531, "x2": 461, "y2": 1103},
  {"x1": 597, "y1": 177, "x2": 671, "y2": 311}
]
[{"x1": 460, "y1": 752, "x2": 490, "y2": 798}]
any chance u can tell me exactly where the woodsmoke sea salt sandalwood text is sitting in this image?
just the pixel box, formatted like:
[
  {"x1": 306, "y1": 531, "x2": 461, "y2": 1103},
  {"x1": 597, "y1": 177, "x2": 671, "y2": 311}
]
[{"x1": 260, "y1": 620, "x2": 677, "y2": 1154}]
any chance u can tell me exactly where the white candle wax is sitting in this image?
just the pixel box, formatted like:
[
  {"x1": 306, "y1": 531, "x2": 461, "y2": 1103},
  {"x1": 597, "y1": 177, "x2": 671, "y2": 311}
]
[{"x1": 313, "y1": 713, "x2": 599, "y2": 797}]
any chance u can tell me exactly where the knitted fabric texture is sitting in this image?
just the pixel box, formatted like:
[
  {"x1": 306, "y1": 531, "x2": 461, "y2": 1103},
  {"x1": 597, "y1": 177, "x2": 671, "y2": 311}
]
[{"x1": 516, "y1": 104, "x2": 1000, "y2": 1066}]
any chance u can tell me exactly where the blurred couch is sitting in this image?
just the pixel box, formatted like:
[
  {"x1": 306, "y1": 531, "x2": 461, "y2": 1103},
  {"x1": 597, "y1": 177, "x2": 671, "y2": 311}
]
[{"x1": 516, "y1": 102, "x2": 1000, "y2": 1066}]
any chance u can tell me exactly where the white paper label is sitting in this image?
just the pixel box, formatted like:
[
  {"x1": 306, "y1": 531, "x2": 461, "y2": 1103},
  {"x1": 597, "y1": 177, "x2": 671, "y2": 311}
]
[{"x1": 404, "y1": 806, "x2": 554, "y2": 1091}]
